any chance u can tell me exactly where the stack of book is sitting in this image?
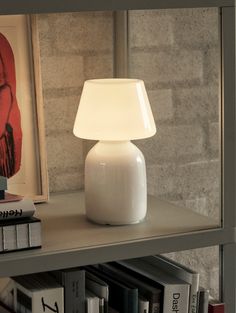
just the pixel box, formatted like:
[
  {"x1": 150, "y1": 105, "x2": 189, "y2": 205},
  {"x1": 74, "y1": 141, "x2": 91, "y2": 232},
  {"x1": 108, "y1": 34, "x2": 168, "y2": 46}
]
[
  {"x1": 0, "y1": 255, "x2": 224, "y2": 313},
  {"x1": 0, "y1": 179, "x2": 41, "y2": 253}
]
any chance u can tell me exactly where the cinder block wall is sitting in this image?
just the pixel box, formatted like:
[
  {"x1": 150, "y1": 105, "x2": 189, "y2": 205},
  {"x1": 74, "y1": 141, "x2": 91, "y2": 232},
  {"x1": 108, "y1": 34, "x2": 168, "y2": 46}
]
[
  {"x1": 37, "y1": 9, "x2": 220, "y2": 298},
  {"x1": 129, "y1": 8, "x2": 220, "y2": 220},
  {"x1": 37, "y1": 12, "x2": 114, "y2": 192},
  {"x1": 129, "y1": 8, "x2": 220, "y2": 298}
]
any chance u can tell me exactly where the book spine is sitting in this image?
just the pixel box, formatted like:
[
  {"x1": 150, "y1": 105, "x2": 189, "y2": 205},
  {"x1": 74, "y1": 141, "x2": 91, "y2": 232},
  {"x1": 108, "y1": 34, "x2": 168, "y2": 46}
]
[
  {"x1": 151, "y1": 302, "x2": 160, "y2": 313},
  {"x1": 163, "y1": 284, "x2": 189, "y2": 313},
  {"x1": 34, "y1": 287, "x2": 64, "y2": 313},
  {"x1": 0, "y1": 219, "x2": 41, "y2": 253},
  {"x1": 86, "y1": 266, "x2": 138, "y2": 313},
  {"x1": 85, "y1": 272, "x2": 109, "y2": 301},
  {"x1": 188, "y1": 278, "x2": 198, "y2": 313},
  {"x1": 144, "y1": 256, "x2": 199, "y2": 313},
  {"x1": 104, "y1": 301, "x2": 108, "y2": 313},
  {"x1": 99, "y1": 298, "x2": 104, "y2": 313},
  {"x1": 86, "y1": 291, "x2": 100, "y2": 313},
  {"x1": 99, "y1": 263, "x2": 161, "y2": 313},
  {"x1": 208, "y1": 302, "x2": 225, "y2": 313},
  {"x1": 127, "y1": 289, "x2": 138, "y2": 313},
  {"x1": 13, "y1": 281, "x2": 31, "y2": 312},
  {"x1": 197, "y1": 288, "x2": 209, "y2": 313},
  {"x1": 138, "y1": 297, "x2": 149, "y2": 313},
  {"x1": 118, "y1": 260, "x2": 189, "y2": 313},
  {"x1": 0, "y1": 199, "x2": 35, "y2": 220},
  {"x1": 53, "y1": 269, "x2": 85, "y2": 313},
  {"x1": 28, "y1": 221, "x2": 42, "y2": 248},
  {"x1": 2, "y1": 225, "x2": 16, "y2": 251},
  {"x1": 13, "y1": 275, "x2": 64, "y2": 313},
  {"x1": 68, "y1": 270, "x2": 85, "y2": 313}
]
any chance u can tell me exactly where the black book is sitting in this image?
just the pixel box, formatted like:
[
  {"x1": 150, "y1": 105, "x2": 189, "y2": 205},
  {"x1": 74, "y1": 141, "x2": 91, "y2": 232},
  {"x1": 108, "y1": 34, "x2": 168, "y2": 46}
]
[
  {"x1": 117, "y1": 258, "x2": 189, "y2": 313},
  {"x1": 0, "y1": 301, "x2": 15, "y2": 313},
  {"x1": 50, "y1": 268, "x2": 86, "y2": 313},
  {"x1": 99, "y1": 262, "x2": 162, "y2": 313},
  {"x1": 85, "y1": 265, "x2": 138, "y2": 313}
]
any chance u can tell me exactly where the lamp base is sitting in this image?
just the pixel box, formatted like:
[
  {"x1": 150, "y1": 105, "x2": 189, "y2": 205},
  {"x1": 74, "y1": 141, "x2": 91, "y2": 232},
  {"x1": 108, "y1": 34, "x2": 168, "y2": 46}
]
[{"x1": 85, "y1": 141, "x2": 147, "y2": 225}]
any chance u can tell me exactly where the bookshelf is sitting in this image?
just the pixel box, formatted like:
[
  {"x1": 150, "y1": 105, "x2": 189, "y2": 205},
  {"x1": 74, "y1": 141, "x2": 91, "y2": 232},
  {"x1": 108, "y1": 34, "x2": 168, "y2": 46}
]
[
  {"x1": 0, "y1": 191, "x2": 225, "y2": 277},
  {"x1": 0, "y1": 0, "x2": 235, "y2": 312}
]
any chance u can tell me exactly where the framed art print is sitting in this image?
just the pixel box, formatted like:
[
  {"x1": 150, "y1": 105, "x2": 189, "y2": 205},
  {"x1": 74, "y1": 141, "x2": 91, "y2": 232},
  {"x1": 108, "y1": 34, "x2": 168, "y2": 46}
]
[{"x1": 0, "y1": 15, "x2": 48, "y2": 202}]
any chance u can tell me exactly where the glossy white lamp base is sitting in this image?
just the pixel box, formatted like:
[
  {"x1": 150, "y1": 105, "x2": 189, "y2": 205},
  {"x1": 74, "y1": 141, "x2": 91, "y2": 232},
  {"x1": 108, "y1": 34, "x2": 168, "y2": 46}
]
[{"x1": 85, "y1": 141, "x2": 147, "y2": 225}]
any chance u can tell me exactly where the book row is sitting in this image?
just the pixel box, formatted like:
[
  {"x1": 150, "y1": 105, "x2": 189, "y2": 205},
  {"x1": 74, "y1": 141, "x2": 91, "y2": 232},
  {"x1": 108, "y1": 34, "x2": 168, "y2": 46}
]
[
  {"x1": 0, "y1": 216, "x2": 41, "y2": 253},
  {"x1": 0, "y1": 193, "x2": 41, "y2": 253},
  {"x1": 0, "y1": 255, "x2": 224, "y2": 313}
]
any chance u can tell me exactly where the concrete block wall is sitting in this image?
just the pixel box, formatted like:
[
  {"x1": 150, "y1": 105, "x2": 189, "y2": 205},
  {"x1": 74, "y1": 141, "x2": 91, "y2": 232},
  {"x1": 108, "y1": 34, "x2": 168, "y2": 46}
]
[
  {"x1": 37, "y1": 9, "x2": 220, "y2": 298},
  {"x1": 37, "y1": 12, "x2": 113, "y2": 193},
  {"x1": 129, "y1": 8, "x2": 220, "y2": 297},
  {"x1": 129, "y1": 8, "x2": 220, "y2": 219}
]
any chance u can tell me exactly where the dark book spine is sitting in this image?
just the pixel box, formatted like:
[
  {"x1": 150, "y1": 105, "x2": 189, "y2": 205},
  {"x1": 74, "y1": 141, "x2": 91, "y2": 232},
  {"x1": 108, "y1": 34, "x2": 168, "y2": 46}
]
[
  {"x1": 128, "y1": 289, "x2": 138, "y2": 313},
  {"x1": 53, "y1": 270, "x2": 86, "y2": 313},
  {"x1": 86, "y1": 266, "x2": 138, "y2": 313}
]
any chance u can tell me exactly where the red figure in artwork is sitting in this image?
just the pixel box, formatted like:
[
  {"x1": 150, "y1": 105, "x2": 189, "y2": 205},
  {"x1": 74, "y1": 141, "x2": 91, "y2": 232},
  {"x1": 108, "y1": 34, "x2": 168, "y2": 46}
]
[{"x1": 0, "y1": 33, "x2": 22, "y2": 178}]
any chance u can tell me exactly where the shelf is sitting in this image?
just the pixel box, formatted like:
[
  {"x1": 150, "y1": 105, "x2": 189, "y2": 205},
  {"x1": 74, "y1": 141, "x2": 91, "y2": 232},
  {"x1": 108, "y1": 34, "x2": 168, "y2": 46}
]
[
  {"x1": 0, "y1": 191, "x2": 232, "y2": 277},
  {"x1": 0, "y1": 0, "x2": 234, "y2": 15}
]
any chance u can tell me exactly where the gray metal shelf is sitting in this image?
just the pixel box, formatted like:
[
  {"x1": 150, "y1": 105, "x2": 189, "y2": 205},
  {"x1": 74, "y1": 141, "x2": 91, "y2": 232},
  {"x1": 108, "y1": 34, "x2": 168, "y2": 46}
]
[
  {"x1": 0, "y1": 228, "x2": 232, "y2": 278},
  {"x1": 0, "y1": 191, "x2": 232, "y2": 277},
  {"x1": 0, "y1": 0, "x2": 235, "y2": 15}
]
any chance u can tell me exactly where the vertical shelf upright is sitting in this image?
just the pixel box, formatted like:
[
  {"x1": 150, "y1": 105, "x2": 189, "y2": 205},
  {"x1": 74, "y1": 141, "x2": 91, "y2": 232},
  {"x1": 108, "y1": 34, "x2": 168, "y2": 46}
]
[{"x1": 221, "y1": 5, "x2": 236, "y2": 313}]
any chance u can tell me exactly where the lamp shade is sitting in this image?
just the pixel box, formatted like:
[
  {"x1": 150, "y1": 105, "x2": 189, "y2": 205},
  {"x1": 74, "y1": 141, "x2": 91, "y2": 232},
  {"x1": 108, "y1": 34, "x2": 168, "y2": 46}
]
[{"x1": 73, "y1": 79, "x2": 156, "y2": 141}]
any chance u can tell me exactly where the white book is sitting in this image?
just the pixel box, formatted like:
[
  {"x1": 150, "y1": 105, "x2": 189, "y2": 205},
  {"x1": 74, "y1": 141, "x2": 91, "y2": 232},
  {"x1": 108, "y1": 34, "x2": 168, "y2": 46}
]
[
  {"x1": 139, "y1": 296, "x2": 149, "y2": 313},
  {"x1": 0, "y1": 217, "x2": 41, "y2": 253},
  {"x1": 3, "y1": 225, "x2": 16, "y2": 251},
  {"x1": 86, "y1": 270, "x2": 109, "y2": 313},
  {"x1": 12, "y1": 273, "x2": 64, "y2": 313},
  {"x1": 86, "y1": 290, "x2": 100, "y2": 313},
  {"x1": 0, "y1": 199, "x2": 36, "y2": 220},
  {"x1": 16, "y1": 224, "x2": 28, "y2": 250},
  {"x1": 144, "y1": 255, "x2": 199, "y2": 313},
  {"x1": 118, "y1": 258, "x2": 190, "y2": 313},
  {"x1": 28, "y1": 221, "x2": 41, "y2": 247},
  {"x1": 86, "y1": 270, "x2": 109, "y2": 301}
]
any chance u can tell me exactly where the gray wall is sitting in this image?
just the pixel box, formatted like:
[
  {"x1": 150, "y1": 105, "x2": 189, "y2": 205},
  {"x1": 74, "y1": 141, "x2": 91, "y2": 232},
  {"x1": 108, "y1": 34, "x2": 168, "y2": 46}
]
[
  {"x1": 37, "y1": 12, "x2": 114, "y2": 192},
  {"x1": 129, "y1": 8, "x2": 220, "y2": 220},
  {"x1": 128, "y1": 8, "x2": 220, "y2": 298},
  {"x1": 37, "y1": 9, "x2": 220, "y2": 298}
]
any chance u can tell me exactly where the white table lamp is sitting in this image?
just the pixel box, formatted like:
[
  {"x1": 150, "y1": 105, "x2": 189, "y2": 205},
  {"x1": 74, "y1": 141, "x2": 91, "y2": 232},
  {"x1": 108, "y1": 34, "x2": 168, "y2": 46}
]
[{"x1": 73, "y1": 79, "x2": 156, "y2": 225}]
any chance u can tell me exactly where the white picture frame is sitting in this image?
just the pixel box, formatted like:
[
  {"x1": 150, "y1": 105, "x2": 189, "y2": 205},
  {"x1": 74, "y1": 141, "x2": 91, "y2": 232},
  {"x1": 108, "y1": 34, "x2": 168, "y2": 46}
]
[{"x1": 0, "y1": 15, "x2": 48, "y2": 202}]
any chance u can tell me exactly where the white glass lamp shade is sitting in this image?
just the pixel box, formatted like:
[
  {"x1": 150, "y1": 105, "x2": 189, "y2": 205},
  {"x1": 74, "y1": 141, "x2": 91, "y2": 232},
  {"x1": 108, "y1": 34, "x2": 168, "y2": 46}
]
[{"x1": 73, "y1": 79, "x2": 156, "y2": 141}]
